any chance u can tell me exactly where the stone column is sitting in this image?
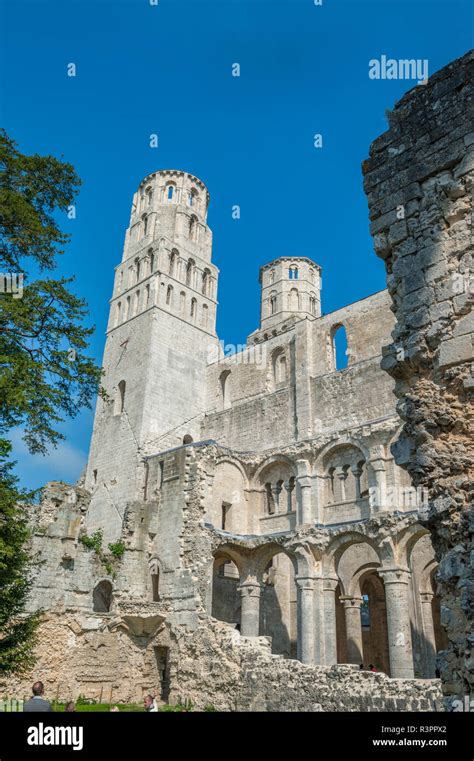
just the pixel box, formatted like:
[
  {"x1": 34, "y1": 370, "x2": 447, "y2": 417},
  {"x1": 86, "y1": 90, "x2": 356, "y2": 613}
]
[
  {"x1": 368, "y1": 446, "x2": 388, "y2": 513},
  {"x1": 239, "y1": 582, "x2": 262, "y2": 637},
  {"x1": 420, "y1": 591, "x2": 437, "y2": 677},
  {"x1": 334, "y1": 466, "x2": 347, "y2": 502},
  {"x1": 295, "y1": 459, "x2": 312, "y2": 525},
  {"x1": 275, "y1": 480, "x2": 283, "y2": 513},
  {"x1": 341, "y1": 596, "x2": 364, "y2": 664},
  {"x1": 323, "y1": 578, "x2": 339, "y2": 665},
  {"x1": 379, "y1": 568, "x2": 415, "y2": 678},
  {"x1": 312, "y1": 474, "x2": 325, "y2": 524},
  {"x1": 351, "y1": 463, "x2": 363, "y2": 499},
  {"x1": 295, "y1": 576, "x2": 315, "y2": 664}
]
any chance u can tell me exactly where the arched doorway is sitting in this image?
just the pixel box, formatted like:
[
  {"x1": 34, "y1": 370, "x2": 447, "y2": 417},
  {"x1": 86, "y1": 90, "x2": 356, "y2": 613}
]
[
  {"x1": 211, "y1": 556, "x2": 241, "y2": 629},
  {"x1": 260, "y1": 551, "x2": 297, "y2": 658},
  {"x1": 360, "y1": 571, "x2": 390, "y2": 674},
  {"x1": 92, "y1": 580, "x2": 113, "y2": 613}
]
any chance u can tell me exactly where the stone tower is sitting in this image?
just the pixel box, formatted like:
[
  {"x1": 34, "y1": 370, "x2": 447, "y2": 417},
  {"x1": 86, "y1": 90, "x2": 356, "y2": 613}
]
[
  {"x1": 259, "y1": 256, "x2": 321, "y2": 331},
  {"x1": 85, "y1": 170, "x2": 219, "y2": 541}
]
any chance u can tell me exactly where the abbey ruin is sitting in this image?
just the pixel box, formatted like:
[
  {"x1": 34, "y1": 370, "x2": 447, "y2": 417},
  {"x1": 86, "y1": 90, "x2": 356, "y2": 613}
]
[{"x1": 5, "y1": 52, "x2": 471, "y2": 712}]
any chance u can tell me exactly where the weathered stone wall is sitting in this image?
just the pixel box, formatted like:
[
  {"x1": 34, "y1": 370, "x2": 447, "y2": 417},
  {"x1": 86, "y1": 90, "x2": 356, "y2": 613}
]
[
  {"x1": 203, "y1": 290, "x2": 396, "y2": 451},
  {"x1": 168, "y1": 619, "x2": 443, "y2": 712},
  {"x1": 3, "y1": 440, "x2": 444, "y2": 709},
  {"x1": 362, "y1": 50, "x2": 473, "y2": 698}
]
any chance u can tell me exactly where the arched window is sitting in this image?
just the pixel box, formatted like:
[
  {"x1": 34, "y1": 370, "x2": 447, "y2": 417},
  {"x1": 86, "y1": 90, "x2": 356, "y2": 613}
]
[
  {"x1": 202, "y1": 303, "x2": 208, "y2": 328},
  {"x1": 135, "y1": 257, "x2": 140, "y2": 283},
  {"x1": 146, "y1": 186, "x2": 153, "y2": 206},
  {"x1": 289, "y1": 265, "x2": 298, "y2": 280},
  {"x1": 125, "y1": 296, "x2": 131, "y2": 320},
  {"x1": 269, "y1": 269, "x2": 275, "y2": 284},
  {"x1": 166, "y1": 285, "x2": 173, "y2": 307},
  {"x1": 190, "y1": 297, "x2": 197, "y2": 320},
  {"x1": 202, "y1": 268, "x2": 211, "y2": 296},
  {"x1": 148, "y1": 248, "x2": 154, "y2": 273},
  {"x1": 145, "y1": 284, "x2": 150, "y2": 308},
  {"x1": 93, "y1": 580, "x2": 113, "y2": 613},
  {"x1": 169, "y1": 250, "x2": 177, "y2": 277},
  {"x1": 189, "y1": 215, "x2": 197, "y2": 241},
  {"x1": 323, "y1": 446, "x2": 366, "y2": 504},
  {"x1": 134, "y1": 290, "x2": 140, "y2": 316},
  {"x1": 269, "y1": 291, "x2": 277, "y2": 315},
  {"x1": 309, "y1": 293, "x2": 317, "y2": 316},
  {"x1": 115, "y1": 302, "x2": 121, "y2": 326},
  {"x1": 167, "y1": 185, "x2": 174, "y2": 201},
  {"x1": 188, "y1": 188, "x2": 197, "y2": 207},
  {"x1": 219, "y1": 369, "x2": 231, "y2": 410},
  {"x1": 186, "y1": 259, "x2": 195, "y2": 287},
  {"x1": 114, "y1": 380, "x2": 126, "y2": 415},
  {"x1": 272, "y1": 349, "x2": 287, "y2": 386},
  {"x1": 332, "y1": 324, "x2": 349, "y2": 371},
  {"x1": 180, "y1": 291, "x2": 186, "y2": 314},
  {"x1": 288, "y1": 288, "x2": 299, "y2": 311}
]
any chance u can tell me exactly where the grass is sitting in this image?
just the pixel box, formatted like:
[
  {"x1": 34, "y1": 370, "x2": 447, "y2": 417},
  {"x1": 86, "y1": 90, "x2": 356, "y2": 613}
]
[{"x1": 52, "y1": 703, "x2": 143, "y2": 713}]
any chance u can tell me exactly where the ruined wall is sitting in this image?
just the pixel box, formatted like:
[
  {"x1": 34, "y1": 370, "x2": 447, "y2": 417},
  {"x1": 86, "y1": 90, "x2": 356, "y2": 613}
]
[
  {"x1": 362, "y1": 50, "x2": 473, "y2": 698},
  {"x1": 168, "y1": 619, "x2": 443, "y2": 712},
  {"x1": 3, "y1": 442, "x2": 445, "y2": 710},
  {"x1": 203, "y1": 290, "x2": 397, "y2": 451}
]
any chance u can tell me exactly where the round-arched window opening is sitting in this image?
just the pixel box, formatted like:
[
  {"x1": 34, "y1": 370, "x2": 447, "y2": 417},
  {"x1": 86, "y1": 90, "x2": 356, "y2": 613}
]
[
  {"x1": 92, "y1": 580, "x2": 113, "y2": 613},
  {"x1": 182, "y1": 434, "x2": 193, "y2": 445}
]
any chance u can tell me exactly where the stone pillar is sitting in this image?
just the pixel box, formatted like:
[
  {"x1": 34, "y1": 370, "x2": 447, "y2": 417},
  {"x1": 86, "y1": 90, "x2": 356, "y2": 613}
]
[
  {"x1": 295, "y1": 576, "x2": 315, "y2": 664},
  {"x1": 341, "y1": 596, "x2": 364, "y2": 664},
  {"x1": 379, "y1": 568, "x2": 415, "y2": 678},
  {"x1": 295, "y1": 459, "x2": 312, "y2": 525},
  {"x1": 239, "y1": 582, "x2": 262, "y2": 637},
  {"x1": 323, "y1": 577, "x2": 339, "y2": 665},
  {"x1": 312, "y1": 474, "x2": 325, "y2": 524},
  {"x1": 420, "y1": 591, "x2": 438, "y2": 677},
  {"x1": 368, "y1": 446, "x2": 388, "y2": 513},
  {"x1": 275, "y1": 480, "x2": 283, "y2": 512},
  {"x1": 334, "y1": 466, "x2": 347, "y2": 502},
  {"x1": 351, "y1": 463, "x2": 363, "y2": 499}
]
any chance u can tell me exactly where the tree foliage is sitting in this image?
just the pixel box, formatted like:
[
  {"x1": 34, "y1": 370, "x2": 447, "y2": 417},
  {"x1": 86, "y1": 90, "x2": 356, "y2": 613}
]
[{"x1": 0, "y1": 129, "x2": 102, "y2": 674}]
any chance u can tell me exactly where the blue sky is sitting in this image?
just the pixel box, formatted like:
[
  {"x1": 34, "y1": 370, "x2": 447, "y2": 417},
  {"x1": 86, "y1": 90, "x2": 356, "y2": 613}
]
[{"x1": 0, "y1": 0, "x2": 471, "y2": 490}]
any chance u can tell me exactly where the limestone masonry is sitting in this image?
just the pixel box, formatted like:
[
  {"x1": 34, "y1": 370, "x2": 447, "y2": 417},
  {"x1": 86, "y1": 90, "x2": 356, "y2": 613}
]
[
  {"x1": 363, "y1": 49, "x2": 473, "y2": 700},
  {"x1": 5, "y1": 54, "x2": 472, "y2": 711}
]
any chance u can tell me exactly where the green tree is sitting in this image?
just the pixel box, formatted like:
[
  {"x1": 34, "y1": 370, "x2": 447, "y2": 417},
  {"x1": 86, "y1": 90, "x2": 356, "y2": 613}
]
[
  {"x1": 0, "y1": 129, "x2": 102, "y2": 674},
  {"x1": 0, "y1": 440, "x2": 40, "y2": 674}
]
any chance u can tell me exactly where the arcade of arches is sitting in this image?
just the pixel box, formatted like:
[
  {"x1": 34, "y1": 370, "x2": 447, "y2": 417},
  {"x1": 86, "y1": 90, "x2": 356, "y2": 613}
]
[{"x1": 210, "y1": 532, "x2": 447, "y2": 679}]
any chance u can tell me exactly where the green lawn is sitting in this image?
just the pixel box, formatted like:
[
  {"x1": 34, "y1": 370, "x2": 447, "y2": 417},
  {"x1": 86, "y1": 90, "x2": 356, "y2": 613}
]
[{"x1": 53, "y1": 703, "x2": 143, "y2": 713}]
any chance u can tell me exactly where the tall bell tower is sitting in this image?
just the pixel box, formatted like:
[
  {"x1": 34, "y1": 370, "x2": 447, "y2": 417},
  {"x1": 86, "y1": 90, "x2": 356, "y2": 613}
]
[
  {"x1": 259, "y1": 256, "x2": 322, "y2": 331},
  {"x1": 85, "y1": 170, "x2": 220, "y2": 541}
]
